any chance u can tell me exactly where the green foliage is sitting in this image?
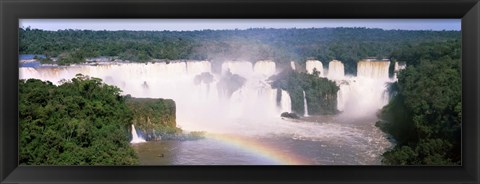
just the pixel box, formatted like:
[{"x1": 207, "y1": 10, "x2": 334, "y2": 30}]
[
  {"x1": 271, "y1": 70, "x2": 339, "y2": 115},
  {"x1": 19, "y1": 75, "x2": 138, "y2": 165},
  {"x1": 56, "y1": 49, "x2": 88, "y2": 65},
  {"x1": 125, "y1": 97, "x2": 179, "y2": 140},
  {"x1": 390, "y1": 39, "x2": 461, "y2": 66},
  {"x1": 378, "y1": 40, "x2": 461, "y2": 165},
  {"x1": 19, "y1": 28, "x2": 460, "y2": 73}
]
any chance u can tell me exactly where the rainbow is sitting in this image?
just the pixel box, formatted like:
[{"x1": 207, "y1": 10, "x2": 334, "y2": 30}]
[{"x1": 205, "y1": 133, "x2": 312, "y2": 165}]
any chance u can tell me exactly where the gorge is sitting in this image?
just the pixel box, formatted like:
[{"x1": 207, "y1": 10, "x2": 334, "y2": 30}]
[{"x1": 19, "y1": 59, "x2": 401, "y2": 165}]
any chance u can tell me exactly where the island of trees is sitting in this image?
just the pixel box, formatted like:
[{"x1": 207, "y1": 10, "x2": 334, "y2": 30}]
[
  {"x1": 271, "y1": 69, "x2": 339, "y2": 115},
  {"x1": 126, "y1": 97, "x2": 178, "y2": 141}
]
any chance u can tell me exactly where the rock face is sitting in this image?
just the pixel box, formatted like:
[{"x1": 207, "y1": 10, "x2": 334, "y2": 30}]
[
  {"x1": 281, "y1": 112, "x2": 300, "y2": 119},
  {"x1": 216, "y1": 70, "x2": 246, "y2": 98},
  {"x1": 194, "y1": 72, "x2": 214, "y2": 85},
  {"x1": 126, "y1": 97, "x2": 177, "y2": 141}
]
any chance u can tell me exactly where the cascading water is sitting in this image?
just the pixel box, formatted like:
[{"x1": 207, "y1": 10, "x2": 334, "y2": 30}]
[
  {"x1": 327, "y1": 60, "x2": 345, "y2": 80},
  {"x1": 20, "y1": 59, "x2": 393, "y2": 165},
  {"x1": 253, "y1": 60, "x2": 276, "y2": 77},
  {"x1": 221, "y1": 61, "x2": 253, "y2": 76},
  {"x1": 303, "y1": 90, "x2": 309, "y2": 117},
  {"x1": 19, "y1": 59, "x2": 395, "y2": 125},
  {"x1": 187, "y1": 60, "x2": 212, "y2": 76},
  {"x1": 325, "y1": 59, "x2": 393, "y2": 117},
  {"x1": 393, "y1": 61, "x2": 407, "y2": 80},
  {"x1": 306, "y1": 60, "x2": 324, "y2": 77},
  {"x1": 290, "y1": 61, "x2": 296, "y2": 71},
  {"x1": 20, "y1": 60, "x2": 288, "y2": 134},
  {"x1": 280, "y1": 90, "x2": 292, "y2": 113},
  {"x1": 357, "y1": 59, "x2": 391, "y2": 80},
  {"x1": 130, "y1": 124, "x2": 146, "y2": 144}
]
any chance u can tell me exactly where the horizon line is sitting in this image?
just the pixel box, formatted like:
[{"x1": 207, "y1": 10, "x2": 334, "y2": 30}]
[{"x1": 19, "y1": 19, "x2": 461, "y2": 32}]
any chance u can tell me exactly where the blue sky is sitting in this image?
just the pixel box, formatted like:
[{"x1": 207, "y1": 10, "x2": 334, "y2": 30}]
[{"x1": 19, "y1": 19, "x2": 461, "y2": 31}]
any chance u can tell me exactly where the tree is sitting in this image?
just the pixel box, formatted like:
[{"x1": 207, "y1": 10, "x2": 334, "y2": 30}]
[
  {"x1": 19, "y1": 75, "x2": 138, "y2": 165},
  {"x1": 378, "y1": 40, "x2": 461, "y2": 165}
]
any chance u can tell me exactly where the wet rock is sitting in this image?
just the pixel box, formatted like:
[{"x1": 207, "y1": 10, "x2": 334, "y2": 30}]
[{"x1": 281, "y1": 112, "x2": 300, "y2": 119}]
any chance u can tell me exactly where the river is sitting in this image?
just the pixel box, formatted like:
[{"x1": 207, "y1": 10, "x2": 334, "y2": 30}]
[{"x1": 132, "y1": 115, "x2": 393, "y2": 165}]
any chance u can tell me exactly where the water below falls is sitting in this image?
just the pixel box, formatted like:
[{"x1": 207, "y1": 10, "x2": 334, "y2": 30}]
[
  {"x1": 132, "y1": 116, "x2": 392, "y2": 165},
  {"x1": 130, "y1": 124, "x2": 146, "y2": 144},
  {"x1": 19, "y1": 59, "x2": 398, "y2": 165},
  {"x1": 303, "y1": 90, "x2": 309, "y2": 117}
]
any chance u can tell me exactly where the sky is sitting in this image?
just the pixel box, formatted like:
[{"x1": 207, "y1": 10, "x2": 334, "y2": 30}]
[{"x1": 19, "y1": 19, "x2": 461, "y2": 31}]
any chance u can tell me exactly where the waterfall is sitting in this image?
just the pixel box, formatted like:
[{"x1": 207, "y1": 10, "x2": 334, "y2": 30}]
[
  {"x1": 280, "y1": 90, "x2": 292, "y2": 113},
  {"x1": 332, "y1": 59, "x2": 393, "y2": 117},
  {"x1": 221, "y1": 61, "x2": 253, "y2": 77},
  {"x1": 187, "y1": 60, "x2": 212, "y2": 76},
  {"x1": 393, "y1": 62, "x2": 407, "y2": 80},
  {"x1": 306, "y1": 60, "x2": 324, "y2": 77},
  {"x1": 336, "y1": 82, "x2": 350, "y2": 111},
  {"x1": 20, "y1": 58, "x2": 396, "y2": 132},
  {"x1": 357, "y1": 59, "x2": 390, "y2": 80},
  {"x1": 290, "y1": 61, "x2": 296, "y2": 71},
  {"x1": 130, "y1": 124, "x2": 146, "y2": 144},
  {"x1": 253, "y1": 60, "x2": 276, "y2": 77},
  {"x1": 328, "y1": 60, "x2": 345, "y2": 80},
  {"x1": 297, "y1": 59, "x2": 393, "y2": 116},
  {"x1": 20, "y1": 60, "x2": 292, "y2": 133},
  {"x1": 303, "y1": 90, "x2": 309, "y2": 117}
]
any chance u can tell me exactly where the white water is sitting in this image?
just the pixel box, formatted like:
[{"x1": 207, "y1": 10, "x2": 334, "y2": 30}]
[
  {"x1": 328, "y1": 60, "x2": 345, "y2": 80},
  {"x1": 20, "y1": 60, "x2": 288, "y2": 134},
  {"x1": 296, "y1": 59, "x2": 393, "y2": 116},
  {"x1": 393, "y1": 62, "x2": 407, "y2": 80},
  {"x1": 19, "y1": 59, "x2": 396, "y2": 128},
  {"x1": 20, "y1": 59, "x2": 395, "y2": 165},
  {"x1": 130, "y1": 124, "x2": 146, "y2": 144},
  {"x1": 335, "y1": 77, "x2": 390, "y2": 117},
  {"x1": 221, "y1": 61, "x2": 253, "y2": 76},
  {"x1": 290, "y1": 61, "x2": 296, "y2": 71},
  {"x1": 281, "y1": 90, "x2": 292, "y2": 113},
  {"x1": 187, "y1": 60, "x2": 212, "y2": 76},
  {"x1": 303, "y1": 90, "x2": 309, "y2": 117},
  {"x1": 357, "y1": 60, "x2": 390, "y2": 80},
  {"x1": 253, "y1": 60, "x2": 276, "y2": 77},
  {"x1": 306, "y1": 60, "x2": 324, "y2": 77}
]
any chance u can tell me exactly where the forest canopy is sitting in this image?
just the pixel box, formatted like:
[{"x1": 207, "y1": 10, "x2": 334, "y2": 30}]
[
  {"x1": 18, "y1": 26, "x2": 462, "y2": 166},
  {"x1": 271, "y1": 69, "x2": 339, "y2": 115},
  {"x1": 19, "y1": 27, "x2": 460, "y2": 74},
  {"x1": 377, "y1": 40, "x2": 461, "y2": 165},
  {"x1": 19, "y1": 75, "x2": 138, "y2": 165}
]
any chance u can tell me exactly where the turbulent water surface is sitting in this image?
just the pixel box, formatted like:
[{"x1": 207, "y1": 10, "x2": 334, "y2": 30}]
[
  {"x1": 20, "y1": 59, "x2": 400, "y2": 165},
  {"x1": 133, "y1": 115, "x2": 392, "y2": 165}
]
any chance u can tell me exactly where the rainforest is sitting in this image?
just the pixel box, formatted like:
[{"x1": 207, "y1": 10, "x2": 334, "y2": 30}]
[{"x1": 19, "y1": 26, "x2": 461, "y2": 165}]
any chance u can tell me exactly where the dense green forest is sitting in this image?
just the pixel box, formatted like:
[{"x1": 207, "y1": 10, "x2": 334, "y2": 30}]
[
  {"x1": 19, "y1": 74, "x2": 138, "y2": 165},
  {"x1": 19, "y1": 27, "x2": 460, "y2": 74},
  {"x1": 271, "y1": 69, "x2": 339, "y2": 115},
  {"x1": 19, "y1": 27, "x2": 462, "y2": 165},
  {"x1": 125, "y1": 97, "x2": 179, "y2": 141},
  {"x1": 377, "y1": 39, "x2": 461, "y2": 165},
  {"x1": 19, "y1": 74, "x2": 206, "y2": 165}
]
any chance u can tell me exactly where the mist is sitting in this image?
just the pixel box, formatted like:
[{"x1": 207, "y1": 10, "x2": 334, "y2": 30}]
[{"x1": 20, "y1": 59, "x2": 398, "y2": 135}]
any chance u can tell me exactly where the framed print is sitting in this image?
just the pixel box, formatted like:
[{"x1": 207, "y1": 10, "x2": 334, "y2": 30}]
[{"x1": 1, "y1": 0, "x2": 479, "y2": 183}]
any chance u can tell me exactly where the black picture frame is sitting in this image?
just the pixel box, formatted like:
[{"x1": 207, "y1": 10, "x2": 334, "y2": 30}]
[{"x1": 1, "y1": 0, "x2": 479, "y2": 183}]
